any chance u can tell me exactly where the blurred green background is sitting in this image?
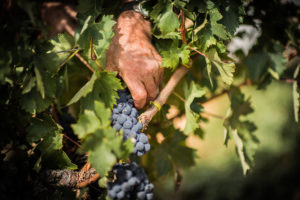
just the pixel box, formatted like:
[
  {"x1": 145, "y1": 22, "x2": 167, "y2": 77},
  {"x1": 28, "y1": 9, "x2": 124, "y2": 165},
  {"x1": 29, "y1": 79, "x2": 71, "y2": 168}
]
[{"x1": 154, "y1": 81, "x2": 300, "y2": 200}]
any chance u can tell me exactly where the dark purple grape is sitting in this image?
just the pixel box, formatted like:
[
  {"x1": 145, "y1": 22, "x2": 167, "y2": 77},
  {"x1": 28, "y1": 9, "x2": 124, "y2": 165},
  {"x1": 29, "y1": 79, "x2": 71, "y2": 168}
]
[
  {"x1": 123, "y1": 120, "x2": 133, "y2": 129},
  {"x1": 136, "y1": 142, "x2": 144, "y2": 151},
  {"x1": 145, "y1": 144, "x2": 150, "y2": 152},
  {"x1": 113, "y1": 123, "x2": 122, "y2": 131},
  {"x1": 117, "y1": 114, "x2": 127, "y2": 124},
  {"x1": 112, "y1": 89, "x2": 151, "y2": 157},
  {"x1": 139, "y1": 133, "x2": 148, "y2": 143},
  {"x1": 107, "y1": 162, "x2": 154, "y2": 200}
]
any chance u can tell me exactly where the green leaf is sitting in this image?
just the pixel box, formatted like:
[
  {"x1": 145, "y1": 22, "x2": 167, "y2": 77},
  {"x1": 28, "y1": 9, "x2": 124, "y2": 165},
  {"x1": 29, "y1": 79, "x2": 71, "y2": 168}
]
[
  {"x1": 22, "y1": 77, "x2": 36, "y2": 94},
  {"x1": 183, "y1": 81, "x2": 206, "y2": 135},
  {"x1": 20, "y1": 89, "x2": 52, "y2": 114},
  {"x1": 27, "y1": 115, "x2": 61, "y2": 143},
  {"x1": 223, "y1": 87, "x2": 258, "y2": 174},
  {"x1": 209, "y1": 8, "x2": 227, "y2": 40},
  {"x1": 81, "y1": 71, "x2": 122, "y2": 110},
  {"x1": 198, "y1": 26, "x2": 217, "y2": 51},
  {"x1": 220, "y1": 1, "x2": 244, "y2": 37},
  {"x1": 293, "y1": 64, "x2": 300, "y2": 122},
  {"x1": 77, "y1": 0, "x2": 103, "y2": 19},
  {"x1": 42, "y1": 150, "x2": 77, "y2": 170},
  {"x1": 27, "y1": 115, "x2": 76, "y2": 169},
  {"x1": 50, "y1": 33, "x2": 74, "y2": 54},
  {"x1": 77, "y1": 15, "x2": 116, "y2": 67},
  {"x1": 71, "y1": 110, "x2": 101, "y2": 139},
  {"x1": 161, "y1": 41, "x2": 190, "y2": 69},
  {"x1": 232, "y1": 129, "x2": 250, "y2": 174},
  {"x1": 34, "y1": 66, "x2": 45, "y2": 99},
  {"x1": 88, "y1": 143, "x2": 116, "y2": 176},
  {"x1": 94, "y1": 100, "x2": 111, "y2": 127},
  {"x1": 158, "y1": 4, "x2": 180, "y2": 35},
  {"x1": 151, "y1": 127, "x2": 197, "y2": 177},
  {"x1": 67, "y1": 73, "x2": 97, "y2": 106},
  {"x1": 150, "y1": 2, "x2": 180, "y2": 37},
  {"x1": 206, "y1": 48, "x2": 235, "y2": 85},
  {"x1": 245, "y1": 51, "x2": 269, "y2": 81}
]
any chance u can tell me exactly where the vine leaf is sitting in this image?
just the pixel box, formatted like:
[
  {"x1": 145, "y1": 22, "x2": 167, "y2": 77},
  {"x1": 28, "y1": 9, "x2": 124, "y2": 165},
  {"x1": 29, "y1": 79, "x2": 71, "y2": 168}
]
[
  {"x1": 72, "y1": 101, "x2": 133, "y2": 176},
  {"x1": 150, "y1": 128, "x2": 196, "y2": 177},
  {"x1": 209, "y1": 8, "x2": 227, "y2": 40},
  {"x1": 88, "y1": 143, "x2": 116, "y2": 176},
  {"x1": 77, "y1": 0, "x2": 103, "y2": 21},
  {"x1": 223, "y1": 87, "x2": 258, "y2": 174},
  {"x1": 150, "y1": 2, "x2": 180, "y2": 37},
  {"x1": 34, "y1": 66, "x2": 45, "y2": 99},
  {"x1": 198, "y1": 27, "x2": 216, "y2": 52},
  {"x1": 183, "y1": 81, "x2": 206, "y2": 135},
  {"x1": 245, "y1": 42, "x2": 286, "y2": 84},
  {"x1": 71, "y1": 109, "x2": 101, "y2": 139},
  {"x1": 220, "y1": 1, "x2": 245, "y2": 37},
  {"x1": 20, "y1": 89, "x2": 52, "y2": 114},
  {"x1": 161, "y1": 41, "x2": 190, "y2": 69},
  {"x1": 81, "y1": 71, "x2": 122, "y2": 111},
  {"x1": 205, "y1": 48, "x2": 235, "y2": 85},
  {"x1": 158, "y1": 4, "x2": 180, "y2": 35},
  {"x1": 293, "y1": 64, "x2": 300, "y2": 122},
  {"x1": 77, "y1": 15, "x2": 116, "y2": 68},
  {"x1": 67, "y1": 72, "x2": 97, "y2": 106},
  {"x1": 27, "y1": 114, "x2": 77, "y2": 169}
]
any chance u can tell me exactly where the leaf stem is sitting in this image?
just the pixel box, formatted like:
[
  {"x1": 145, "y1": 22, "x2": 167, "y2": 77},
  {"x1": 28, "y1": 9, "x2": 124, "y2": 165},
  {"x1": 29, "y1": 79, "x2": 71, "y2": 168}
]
[
  {"x1": 75, "y1": 53, "x2": 95, "y2": 73},
  {"x1": 172, "y1": 91, "x2": 186, "y2": 102},
  {"x1": 188, "y1": 46, "x2": 208, "y2": 58},
  {"x1": 57, "y1": 49, "x2": 80, "y2": 72}
]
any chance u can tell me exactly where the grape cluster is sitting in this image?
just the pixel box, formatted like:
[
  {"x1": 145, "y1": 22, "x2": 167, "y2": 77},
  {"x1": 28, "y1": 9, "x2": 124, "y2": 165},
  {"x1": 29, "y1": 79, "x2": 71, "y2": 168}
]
[
  {"x1": 107, "y1": 162, "x2": 154, "y2": 200},
  {"x1": 111, "y1": 89, "x2": 150, "y2": 156}
]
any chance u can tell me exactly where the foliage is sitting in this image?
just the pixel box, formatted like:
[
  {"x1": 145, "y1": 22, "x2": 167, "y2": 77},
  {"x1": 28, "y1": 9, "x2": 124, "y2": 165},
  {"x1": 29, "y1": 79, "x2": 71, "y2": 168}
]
[{"x1": 0, "y1": 0, "x2": 299, "y2": 199}]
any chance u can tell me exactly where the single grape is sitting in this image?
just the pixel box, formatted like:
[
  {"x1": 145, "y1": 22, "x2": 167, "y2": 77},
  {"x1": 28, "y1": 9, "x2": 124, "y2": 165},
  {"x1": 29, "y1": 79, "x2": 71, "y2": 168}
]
[
  {"x1": 113, "y1": 123, "x2": 122, "y2": 131},
  {"x1": 137, "y1": 191, "x2": 146, "y2": 200},
  {"x1": 145, "y1": 183, "x2": 154, "y2": 192},
  {"x1": 121, "y1": 182, "x2": 130, "y2": 191},
  {"x1": 108, "y1": 190, "x2": 116, "y2": 199},
  {"x1": 123, "y1": 120, "x2": 133, "y2": 129},
  {"x1": 128, "y1": 177, "x2": 138, "y2": 186},
  {"x1": 137, "y1": 151, "x2": 144, "y2": 156},
  {"x1": 117, "y1": 103, "x2": 125, "y2": 111},
  {"x1": 146, "y1": 193, "x2": 154, "y2": 200},
  {"x1": 136, "y1": 122, "x2": 143, "y2": 130},
  {"x1": 129, "y1": 131, "x2": 137, "y2": 138},
  {"x1": 126, "y1": 170, "x2": 132, "y2": 179},
  {"x1": 117, "y1": 114, "x2": 127, "y2": 124},
  {"x1": 144, "y1": 144, "x2": 151, "y2": 152},
  {"x1": 123, "y1": 128, "x2": 131, "y2": 136},
  {"x1": 113, "y1": 108, "x2": 120, "y2": 114},
  {"x1": 139, "y1": 133, "x2": 148, "y2": 143},
  {"x1": 112, "y1": 185, "x2": 121, "y2": 193},
  {"x1": 136, "y1": 142, "x2": 144, "y2": 151},
  {"x1": 132, "y1": 117, "x2": 137, "y2": 125},
  {"x1": 112, "y1": 114, "x2": 118, "y2": 120},
  {"x1": 122, "y1": 105, "x2": 132, "y2": 115},
  {"x1": 117, "y1": 190, "x2": 125, "y2": 199}
]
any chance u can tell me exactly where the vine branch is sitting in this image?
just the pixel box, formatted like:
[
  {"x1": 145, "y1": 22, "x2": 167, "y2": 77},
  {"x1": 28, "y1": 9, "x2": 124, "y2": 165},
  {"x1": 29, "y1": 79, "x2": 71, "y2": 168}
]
[
  {"x1": 42, "y1": 168, "x2": 98, "y2": 188},
  {"x1": 139, "y1": 66, "x2": 189, "y2": 128}
]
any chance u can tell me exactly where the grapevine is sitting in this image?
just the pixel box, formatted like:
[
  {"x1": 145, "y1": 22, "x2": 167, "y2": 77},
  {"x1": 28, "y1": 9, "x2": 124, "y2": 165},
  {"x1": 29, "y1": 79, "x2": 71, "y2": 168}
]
[{"x1": 0, "y1": 0, "x2": 299, "y2": 199}]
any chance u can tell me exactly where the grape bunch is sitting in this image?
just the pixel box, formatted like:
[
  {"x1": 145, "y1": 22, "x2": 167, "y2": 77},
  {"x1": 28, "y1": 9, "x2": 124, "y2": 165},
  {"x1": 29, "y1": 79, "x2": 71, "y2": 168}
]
[
  {"x1": 107, "y1": 162, "x2": 154, "y2": 200},
  {"x1": 111, "y1": 89, "x2": 150, "y2": 156}
]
